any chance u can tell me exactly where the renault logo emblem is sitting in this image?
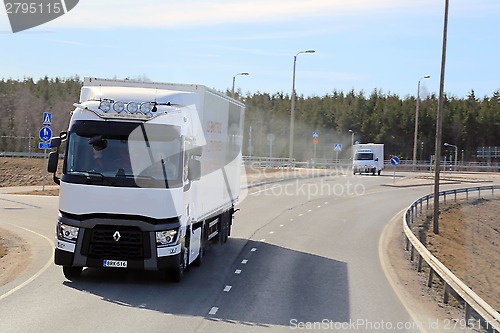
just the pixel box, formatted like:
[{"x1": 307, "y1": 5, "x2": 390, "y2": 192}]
[{"x1": 113, "y1": 231, "x2": 121, "y2": 242}]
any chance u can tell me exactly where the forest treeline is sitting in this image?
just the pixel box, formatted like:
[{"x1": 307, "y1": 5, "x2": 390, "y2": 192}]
[{"x1": 0, "y1": 76, "x2": 498, "y2": 162}]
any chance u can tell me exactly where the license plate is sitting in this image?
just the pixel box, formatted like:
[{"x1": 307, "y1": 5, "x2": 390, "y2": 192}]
[{"x1": 103, "y1": 260, "x2": 127, "y2": 268}]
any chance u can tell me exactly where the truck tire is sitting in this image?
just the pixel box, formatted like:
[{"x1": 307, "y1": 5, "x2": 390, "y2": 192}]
[
  {"x1": 222, "y1": 211, "x2": 230, "y2": 243},
  {"x1": 170, "y1": 248, "x2": 188, "y2": 283},
  {"x1": 63, "y1": 266, "x2": 82, "y2": 279},
  {"x1": 192, "y1": 227, "x2": 204, "y2": 267},
  {"x1": 192, "y1": 245, "x2": 204, "y2": 267},
  {"x1": 378, "y1": 170, "x2": 381, "y2": 176}
]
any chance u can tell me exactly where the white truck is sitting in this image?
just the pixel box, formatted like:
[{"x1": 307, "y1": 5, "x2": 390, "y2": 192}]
[
  {"x1": 352, "y1": 143, "x2": 384, "y2": 175},
  {"x1": 47, "y1": 77, "x2": 245, "y2": 281}
]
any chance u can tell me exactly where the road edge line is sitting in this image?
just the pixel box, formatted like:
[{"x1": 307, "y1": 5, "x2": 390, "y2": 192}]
[{"x1": 0, "y1": 225, "x2": 54, "y2": 301}]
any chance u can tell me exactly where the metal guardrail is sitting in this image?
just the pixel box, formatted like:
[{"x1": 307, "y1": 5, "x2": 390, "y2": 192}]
[
  {"x1": 242, "y1": 156, "x2": 296, "y2": 168},
  {"x1": 0, "y1": 152, "x2": 47, "y2": 158},
  {"x1": 243, "y1": 156, "x2": 498, "y2": 171},
  {"x1": 403, "y1": 185, "x2": 500, "y2": 333}
]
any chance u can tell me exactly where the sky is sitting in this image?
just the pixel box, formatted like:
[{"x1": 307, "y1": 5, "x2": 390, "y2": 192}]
[{"x1": 0, "y1": 0, "x2": 499, "y2": 99}]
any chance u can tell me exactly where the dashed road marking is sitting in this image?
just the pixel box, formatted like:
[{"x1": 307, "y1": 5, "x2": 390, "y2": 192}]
[
  {"x1": 235, "y1": 269, "x2": 242, "y2": 274},
  {"x1": 241, "y1": 259, "x2": 248, "y2": 264},
  {"x1": 208, "y1": 307, "x2": 219, "y2": 315},
  {"x1": 251, "y1": 248, "x2": 257, "y2": 252},
  {"x1": 279, "y1": 224, "x2": 284, "y2": 227},
  {"x1": 269, "y1": 231, "x2": 274, "y2": 234},
  {"x1": 224, "y1": 286, "x2": 232, "y2": 292}
]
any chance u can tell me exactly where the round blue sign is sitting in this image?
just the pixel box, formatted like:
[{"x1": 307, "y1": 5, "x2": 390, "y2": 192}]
[
  {"x1": 39, "y1": 126, "x2": 52, "y2": 142},
  {"x1": 390, "y1": 156, "x2": 400, "y2": 166}
]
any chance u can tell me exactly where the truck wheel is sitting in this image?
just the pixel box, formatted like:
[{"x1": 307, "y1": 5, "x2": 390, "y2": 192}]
[
  {"x1": 192, "y1": 246, "x2": 204, "y2": 267},
  {"x1": 63, "y1": 266, "x2": 82, "y2": 279},
  {"x1": 170, "y1": 248, "x2": 188, "y2": 283},
  {"x1": 378, "y1": 170, "x2": 381, "y2": 176},
  {"x1": 222, "y1": 211, "x2": 230, "y2": 243},
  {"x1": 192, "y1": 228, "x2": 204, "y2": 267}
]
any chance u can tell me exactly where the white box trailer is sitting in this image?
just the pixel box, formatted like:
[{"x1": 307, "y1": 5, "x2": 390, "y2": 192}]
[
  {"x1": 352, "y1": 143, "x2": 384, "y2": 175},
  {"x1": 48, "y1": 77, "x2": 245, "y2": 281}
]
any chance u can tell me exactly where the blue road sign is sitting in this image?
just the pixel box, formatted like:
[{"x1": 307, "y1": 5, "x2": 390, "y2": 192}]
[
  {"x1": 313, "y1": 131, "x2": 319, "y2": 138},
  {"x1": 39, "y1": 142, "x2": 51, "y2": 149},
  {"x1": 43, "y1": 112, "x2": 52, "y2": 126},
  {"x1": 39, "y1": 127, "x2": 52, "y2": 142},
  {"x1": 390, "y1": 156, "x2": 400, "y2": 166},
  {"x1": 334, "y1": 143, "x2": 342, "y2": 152}
]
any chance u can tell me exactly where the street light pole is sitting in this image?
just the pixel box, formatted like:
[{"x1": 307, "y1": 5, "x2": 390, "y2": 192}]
[
  {"x1": 444, "y1": 143, "x2": 458, "y2": 171},
  {"x1": 349, "y1": 129, "x2": 354, "y2": 159},
  {"x1": 412, "y1": 75, "x2": 430, "y2": 168},
  {"x1": 289, "y1": 50, "x2": 315, "y2": 165},
  {"x1": 232, "y1": 72, "x2": 249, "y2": 99},
  {"x1": 433, "y1": 0, "x2": 450, "y2": 235}
]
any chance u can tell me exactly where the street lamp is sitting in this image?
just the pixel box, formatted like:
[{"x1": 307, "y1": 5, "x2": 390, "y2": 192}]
[
  {"x1": 232, "y1": 72, "x2": 249, "y2": 99},
  {"x1": 348, "y1": 129, "x2": 354, "y2": 146},
  {"x1": 349, "y1": 129, "x2": 354, "y2": 159},
  {"x1": 444, "y1": 142, "x2": 458, "y2": 171},
  {"x1": 433, "y1": 0, "x2": 450, "y2": 235},
  {"x1": 412, "y1": 75, "x2": 430, "y2": 167},
  {"x1": 289, "y1": 49, "x2": 315, "y2": 164}
]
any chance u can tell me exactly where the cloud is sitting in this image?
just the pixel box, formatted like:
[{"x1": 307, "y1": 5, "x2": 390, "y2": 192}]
[{"x1": 51, "y1": 0, "x2": 436, "y2": 29}]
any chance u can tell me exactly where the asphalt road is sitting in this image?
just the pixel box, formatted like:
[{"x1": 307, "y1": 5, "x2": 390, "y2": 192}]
[{"x1": 0, "y1": 172, "x2": 437, "y2": 332}]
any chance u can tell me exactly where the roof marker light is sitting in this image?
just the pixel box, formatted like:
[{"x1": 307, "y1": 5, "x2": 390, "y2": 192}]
[
  {"x1": 113, "y1": 101, "x2": 125, "y2": 113},
  {"x1": 140, "y1": 102, "x2": 153, "y2": 114},
  {"x1": 127, "y1": 102, "x2": 138, "y2": 113},
  {"x1": 99, "y1": 100, "x2": 111, "y2": 112}
]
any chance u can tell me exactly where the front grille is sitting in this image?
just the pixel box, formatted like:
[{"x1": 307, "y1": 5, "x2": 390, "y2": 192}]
[{"x1": 82, "y1": 225, "x2": 151, "y2": 260}]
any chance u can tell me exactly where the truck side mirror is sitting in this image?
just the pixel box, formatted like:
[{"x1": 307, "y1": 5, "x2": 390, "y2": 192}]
[
  {"x1": 47, "y1": 131, "x2": 66, "y2": 185},
  {"x1": 50, "y1": 136, "x2": 61, "y2": 148},
  {"x1": 47, "y1": 152, "x2": 61, "y2": 185},
  {"x1": 188, "y1": 159, "x2": 201, "y2": 181}
]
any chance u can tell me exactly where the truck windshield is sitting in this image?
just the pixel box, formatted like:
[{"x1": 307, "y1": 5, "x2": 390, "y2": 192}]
[
  {"x1": 64, "y1": 120, "x2": 183, "y2": 188},
  {"x1": 355, "y1": 153, "x2": 374, "y2": 161}
]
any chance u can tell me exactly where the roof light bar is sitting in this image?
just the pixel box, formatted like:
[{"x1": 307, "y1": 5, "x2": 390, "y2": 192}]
[{"x1": 93, "y1": 99, "x2": 169, "y2": 118}]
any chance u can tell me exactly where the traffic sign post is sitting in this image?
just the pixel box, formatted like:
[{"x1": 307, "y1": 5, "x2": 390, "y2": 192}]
[
  {"x1": 42, "y1": 112, "x2": 52, "y2": 126},
  {"x1": 313, "y1": 132, "x2": 319, "y2": 166},
  {"x1": 390, "y1": 156, "x2": 400, "y2": 184},
  {"x1": 39, "y1": 142, "x2": 51, "y2": 149},
  {"x1": 40, "y1": 112, "x2": 53, "y2": 191},
  {"x1": 39, "y1": 126, "x2": 53, "y2": 142},
  {"x1": 334, "y1": 143, "x2": 342, "y2": 163}
]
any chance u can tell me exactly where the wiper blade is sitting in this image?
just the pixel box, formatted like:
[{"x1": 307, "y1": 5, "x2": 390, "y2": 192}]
[
  {"x1": 117, "y1": 173, "x2": 154, "y2": 180},
  {"x1": 70, "y1": 170, "x2": 105, "y2": 178}
]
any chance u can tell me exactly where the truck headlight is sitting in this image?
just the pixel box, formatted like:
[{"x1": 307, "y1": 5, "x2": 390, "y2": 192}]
[
  {"x1": 57, "y1": 222, "x2": 79, "y2": 243},
  {"x1": 156, "y1": 230, "x2": 178, "y2": 246}
]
